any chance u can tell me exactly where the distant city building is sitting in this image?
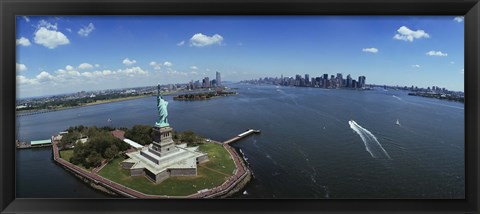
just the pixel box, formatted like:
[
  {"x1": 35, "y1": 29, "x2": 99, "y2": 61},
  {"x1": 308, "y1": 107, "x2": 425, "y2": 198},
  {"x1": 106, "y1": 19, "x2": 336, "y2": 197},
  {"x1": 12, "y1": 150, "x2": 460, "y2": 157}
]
[
  {"x1": 216, "y1": 72, "x2": 222, "y2": 86},
  {"x1": 358, "y1": 76, "x2": 366, "y2": 88}
]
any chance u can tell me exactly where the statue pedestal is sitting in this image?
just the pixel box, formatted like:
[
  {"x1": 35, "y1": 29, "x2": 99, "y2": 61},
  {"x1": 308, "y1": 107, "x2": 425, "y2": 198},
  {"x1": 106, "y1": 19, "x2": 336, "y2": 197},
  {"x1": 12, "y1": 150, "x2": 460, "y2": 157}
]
[{"x1": 150, "y1": 127, "x2": 177, "y2": 156}]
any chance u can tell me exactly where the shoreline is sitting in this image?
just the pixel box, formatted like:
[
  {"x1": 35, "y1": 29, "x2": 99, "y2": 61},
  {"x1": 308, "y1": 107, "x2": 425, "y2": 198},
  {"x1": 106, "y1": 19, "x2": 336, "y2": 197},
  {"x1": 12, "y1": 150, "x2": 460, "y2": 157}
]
[
  {"x1": 52, "y1": 134, "x2": 252, "y2": 198},
  {"x1": 16, "y1": 95, "x2": 153, "y2": 117}
]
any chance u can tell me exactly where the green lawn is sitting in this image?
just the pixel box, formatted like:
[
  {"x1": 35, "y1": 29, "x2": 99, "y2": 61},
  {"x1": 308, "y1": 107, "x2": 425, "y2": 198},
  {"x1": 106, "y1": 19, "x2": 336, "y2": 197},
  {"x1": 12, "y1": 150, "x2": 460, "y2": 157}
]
[
  {"x1": 59, "y1": 149, "x2": 74, "y2": 162},
  {"x1": 59, "y1": 149, "x2": 92, "y2": 172},
  {"x1": 97, "y1": 143, "x2": 236, "y2": 196}
]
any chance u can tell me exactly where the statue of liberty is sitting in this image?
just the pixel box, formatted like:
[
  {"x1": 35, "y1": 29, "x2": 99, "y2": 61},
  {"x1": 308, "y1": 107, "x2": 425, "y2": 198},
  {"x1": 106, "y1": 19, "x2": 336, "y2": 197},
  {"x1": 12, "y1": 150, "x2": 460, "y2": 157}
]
[{"x1": 155, "y1": 84, "x2": 170, "y2": 128}]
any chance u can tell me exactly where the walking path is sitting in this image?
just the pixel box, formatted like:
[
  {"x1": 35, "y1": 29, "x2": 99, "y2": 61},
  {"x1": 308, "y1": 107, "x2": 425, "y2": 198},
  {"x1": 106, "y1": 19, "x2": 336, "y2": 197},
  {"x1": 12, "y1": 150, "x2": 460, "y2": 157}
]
[{"x1": 51, "y1": 130, "x2": 253, "y2": 198}]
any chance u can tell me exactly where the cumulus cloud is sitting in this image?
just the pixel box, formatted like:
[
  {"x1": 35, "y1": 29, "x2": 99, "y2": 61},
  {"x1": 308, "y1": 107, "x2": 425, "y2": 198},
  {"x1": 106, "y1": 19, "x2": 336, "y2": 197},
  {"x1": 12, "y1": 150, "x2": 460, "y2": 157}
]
[
  {"x1": 426, "y1": 50, "x2": 448, "y2": 57},
  {"x1": 34, "y1": 20, "x2": 70, "y2": 49},
  {"x1": 190, "y1": 66, "x2": 198, "y2": 70},
  {"x1": 123, "y1": 58, "x2": 137, "y2": 66},
  {"x1": 454, "y1": 16, "x2": 464, "y2": 23},
  {"x1": 36, "y1": 71, "x2": 55, "y2": 83},
  {"x1": 177, "y1": 41, "x2": 185, "y2": 46},
  {"x1": 16, "y1": 63, "x2": 27, "y2": 72},
  {"x1": 411, "y1": 64, "x2": 421, "y2": 68},
  {"x1": 37, "y1": 20, "x2": 58, "y2": 30},
  {"x1": 19, "y1": 63, "x2": 149, "y2": 86},
  {"x1": 149, "y1": 61, "x2": 161, "y2": 70},
  {"x1": 163, "y1": 61, "x2": 173, "y2": 67},
  {"x1": 118, "y1": 66, "x2": 148, "y2": 76},
  {"x1": 189, "y1": 33, "x2": 224, "y2": 47},
  {"x1": 78, "y1": 23, "x2": 95, "y2": 37},
  {"x1": 78, "y1": 63, "x2": 93, "y2": 70},
  {"x1": 16, "y1": 37, "x2": 31, "y2": 46},
  {"x1": 362, "y1": 48, "x2": 378, "y2": 53},
  {"x1": 461, "y1": 68, "x2": 464, "y2": 74},
  {"x1": 393, "y1": 26, "x2": 430, "y2": 42}
]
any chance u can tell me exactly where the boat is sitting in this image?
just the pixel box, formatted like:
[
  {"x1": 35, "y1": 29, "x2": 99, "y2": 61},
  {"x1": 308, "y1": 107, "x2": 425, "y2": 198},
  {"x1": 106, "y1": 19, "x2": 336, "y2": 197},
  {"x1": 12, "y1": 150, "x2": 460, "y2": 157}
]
[
  {"x1": 243, "y1": 190, "x2": 248, "y2": 195},
  {"x1": 396, "y1": 119, "x2": 400, "y2": 126},
  {"x1": 107, "y1": 118, "x2": 112, "y2": 122}
]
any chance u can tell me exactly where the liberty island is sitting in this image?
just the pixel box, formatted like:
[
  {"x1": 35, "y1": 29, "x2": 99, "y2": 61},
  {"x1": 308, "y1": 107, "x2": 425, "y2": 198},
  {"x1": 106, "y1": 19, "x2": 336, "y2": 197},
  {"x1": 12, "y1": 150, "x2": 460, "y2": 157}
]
[
  {"x1": 120, "y1": 84, "x2": 209, "y2": 183},
  {"x1": 48, "y1": 84, "x2": 256, "y2": 198}
]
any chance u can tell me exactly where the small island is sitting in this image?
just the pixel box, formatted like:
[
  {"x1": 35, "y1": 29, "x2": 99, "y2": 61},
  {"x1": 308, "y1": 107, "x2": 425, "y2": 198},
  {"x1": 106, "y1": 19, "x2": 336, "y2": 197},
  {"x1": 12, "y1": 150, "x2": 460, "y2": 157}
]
[
  {"x1": 173, "y1": 90, "x2": 237, "y2": 101},
  {"x1": 51, "y1": 84, "x2": 254, "y2": 198}
]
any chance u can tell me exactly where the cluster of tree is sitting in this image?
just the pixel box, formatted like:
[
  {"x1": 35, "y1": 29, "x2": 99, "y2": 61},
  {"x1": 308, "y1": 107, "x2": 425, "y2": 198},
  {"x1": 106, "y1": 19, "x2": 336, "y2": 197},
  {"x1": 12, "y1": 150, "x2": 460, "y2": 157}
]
[
  {"x1": 61, "y1": 126, "x2": 129, "y2": 169},
  {"x1": 124, "y1": 125, "x2": 153, "y2": 145},
  {"x1": 173, "y1": 91, "x2": 237, "y2": 100}
]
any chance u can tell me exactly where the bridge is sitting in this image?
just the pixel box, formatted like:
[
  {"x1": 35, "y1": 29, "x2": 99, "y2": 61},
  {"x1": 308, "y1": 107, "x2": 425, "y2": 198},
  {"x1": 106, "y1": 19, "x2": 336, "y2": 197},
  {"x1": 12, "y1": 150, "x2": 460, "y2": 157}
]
[{"x1": 223, "y1": 129, "x2": 261, "y2": 144}]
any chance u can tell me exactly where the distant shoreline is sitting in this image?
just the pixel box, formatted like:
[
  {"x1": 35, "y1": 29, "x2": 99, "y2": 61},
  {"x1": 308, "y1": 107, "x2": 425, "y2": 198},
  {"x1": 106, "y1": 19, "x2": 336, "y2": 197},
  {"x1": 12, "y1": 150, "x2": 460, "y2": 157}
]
[{"x1": 16, "y1": 95, "x2": 152, "y2": 117}]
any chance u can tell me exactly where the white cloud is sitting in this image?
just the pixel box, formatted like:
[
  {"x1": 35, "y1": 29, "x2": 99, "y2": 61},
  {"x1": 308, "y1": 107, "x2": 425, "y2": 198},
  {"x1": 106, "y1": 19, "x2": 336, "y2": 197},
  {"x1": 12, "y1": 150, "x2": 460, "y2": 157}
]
[
  {"x1": 177, "y1": 41, "x2": 185, "y2": 46},
  {"x1": 362, "y1": 48, "x2": 378, "y2": 53},
  {"x1": 190, "y1": 66, "x2": 199, "y2": 70},
  {"x1": 461, "y1": 68, "x2": 464, "y2": 74},
  {"x1": 16, "y1": 63, "x2": 27, "y2": 72},
  {"x1": 17, "y1": 75, "x2": 33, "y2": 84},
  {"x1": 411, "y1": 64, "x2": 421, "y2": 68},
  {"x1": 454, "y1": 17, "x2": 464, "y2": 23},
  {"x1": 78, "y1": 63, "x2": 93, "y2": 70},
  {"x1": 95, "y1": 64, "x2": 100, "y2": 68},
  {"x1": 426, "y1": 50, "x2": 448, "y2": 57},
  {"x1": 37, "y1": 20, "x2": 58, "y2": 30},
  {"x1": 78, "y1": 23, "x2": 95, "y2": 37},
  {"x1": 393, "y1": 26, "x2": 430, "y2": 42},
  {"x1": 22, "y1": 16, "x2": 30, "y2": 22},
  {"x1": 149, "y1": 61, "x2": 161, "y2": 70},
  {"x1": 66, "y1": 28, "x2": 72, "y2": 33},
  {"x1": 190, "y1": 71, "x2": 198, "y2": 75},
  {"x1": 66, "y1": 65, "x2": 74, "y2": 71},
  {"x1": 34, "y1": 27, "x2": 70, "y2": 49},
  {"x1": 163, "y1": 61, "x2": 173, "y2": 67},
  {"x1": 16, "y1": 37, "x2": 31, "y2": 46},
  {"x1": 450, "y1": 61, "x2": 455, "y2": 64},
  {"x1": 117, "y1": 66, "x2": 148, "y2": 76},
  {"x1": 36, "y1": 71, "x2": 55, "y2": 83},
  {"x1": 189, "y1": 33, "x2": 224, "y2": 47},
  {"x1": 123, "y1": 58, "x2": 137, "y2": 66}
]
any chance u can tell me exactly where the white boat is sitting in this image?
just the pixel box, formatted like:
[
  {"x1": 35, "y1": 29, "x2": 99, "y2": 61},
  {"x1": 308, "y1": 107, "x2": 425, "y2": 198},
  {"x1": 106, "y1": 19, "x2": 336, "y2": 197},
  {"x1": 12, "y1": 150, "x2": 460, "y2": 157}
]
[
  {"x1": 396, "y1": 119, "x2": 400, "y2": 126},
  {"x1": 243, "y1": 190, "x2": 248, "y2": 195}
]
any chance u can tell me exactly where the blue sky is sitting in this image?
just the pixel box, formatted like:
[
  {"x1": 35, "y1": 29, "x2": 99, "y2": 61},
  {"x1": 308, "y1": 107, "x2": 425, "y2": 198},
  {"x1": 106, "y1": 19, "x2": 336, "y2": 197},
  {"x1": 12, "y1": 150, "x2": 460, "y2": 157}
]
[{"x1": 16, "y1": 16, "x2": 464, "y2": 98}]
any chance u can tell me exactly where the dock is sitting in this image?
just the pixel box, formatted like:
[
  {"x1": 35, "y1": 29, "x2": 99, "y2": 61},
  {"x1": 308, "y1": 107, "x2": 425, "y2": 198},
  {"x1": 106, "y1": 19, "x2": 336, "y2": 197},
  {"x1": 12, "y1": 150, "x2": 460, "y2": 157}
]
[
  {"x1": 16, "y1": 139, "x2": 52, "y2": 149},
  {"x1": 223, "y1": 129, "x2": 261, "y2": 144}
]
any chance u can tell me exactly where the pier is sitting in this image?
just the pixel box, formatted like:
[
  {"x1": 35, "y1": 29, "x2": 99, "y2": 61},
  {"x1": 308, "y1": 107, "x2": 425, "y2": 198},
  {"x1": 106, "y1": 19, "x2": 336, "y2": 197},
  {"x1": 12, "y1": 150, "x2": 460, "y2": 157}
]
[
  {"x1": 16, "y1": 139, "x2": 52, "y2": 149},
  {"x1": 223, "y1": 129, "x2": 261, "y2": 144}
]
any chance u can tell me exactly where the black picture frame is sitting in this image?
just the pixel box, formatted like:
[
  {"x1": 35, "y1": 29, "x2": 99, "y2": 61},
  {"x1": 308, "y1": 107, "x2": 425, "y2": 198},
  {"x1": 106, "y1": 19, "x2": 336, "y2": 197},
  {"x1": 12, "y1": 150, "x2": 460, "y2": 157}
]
[{"x1": 1, "y1": 0, "x2": 479, "y2": 213}]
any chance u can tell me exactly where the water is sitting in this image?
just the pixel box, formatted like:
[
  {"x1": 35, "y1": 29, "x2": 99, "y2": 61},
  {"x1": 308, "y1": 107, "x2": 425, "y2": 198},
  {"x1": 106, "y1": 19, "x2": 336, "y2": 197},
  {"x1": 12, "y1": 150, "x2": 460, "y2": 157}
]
[{"x1": 16, "y1": 84, "x2": 465, "y2": 198}]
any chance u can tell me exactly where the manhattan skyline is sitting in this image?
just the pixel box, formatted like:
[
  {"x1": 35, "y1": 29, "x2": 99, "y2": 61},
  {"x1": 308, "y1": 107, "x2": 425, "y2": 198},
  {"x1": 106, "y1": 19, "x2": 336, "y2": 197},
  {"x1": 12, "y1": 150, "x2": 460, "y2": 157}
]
[{"x1": 16, "y1": 16, "x2": 464, "y2": 98}]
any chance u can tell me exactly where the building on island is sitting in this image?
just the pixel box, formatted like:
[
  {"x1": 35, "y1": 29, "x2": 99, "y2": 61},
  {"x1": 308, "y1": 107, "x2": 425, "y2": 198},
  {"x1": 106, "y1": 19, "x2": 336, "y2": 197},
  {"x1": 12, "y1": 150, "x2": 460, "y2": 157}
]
[{"x1": 121, "y1": 84, "x2": 209, "y2": 183}]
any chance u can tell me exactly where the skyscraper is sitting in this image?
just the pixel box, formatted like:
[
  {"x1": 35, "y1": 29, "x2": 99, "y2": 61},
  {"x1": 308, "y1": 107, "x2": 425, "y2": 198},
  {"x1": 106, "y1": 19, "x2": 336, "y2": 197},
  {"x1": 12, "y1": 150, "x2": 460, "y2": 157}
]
[
  {"x1": 347, "y1": 74, "x2": 352, "y2": 88},
  {"x1": 358, "y1": 76, "x2": 366, "y2": 88},
  {"x1": 216, "y1": 72, "x2": 221, "y2": 86}
]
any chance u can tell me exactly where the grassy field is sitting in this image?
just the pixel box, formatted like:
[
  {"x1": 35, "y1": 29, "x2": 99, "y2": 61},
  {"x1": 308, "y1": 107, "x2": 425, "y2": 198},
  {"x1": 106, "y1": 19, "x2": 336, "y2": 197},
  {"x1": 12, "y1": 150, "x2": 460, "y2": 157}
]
[
  {"x1": 59, "y1": 149, "x2": 92, "y2": 172},
  {"x1": 97, "y1": 143, "x2": 236, "y2": 196}
]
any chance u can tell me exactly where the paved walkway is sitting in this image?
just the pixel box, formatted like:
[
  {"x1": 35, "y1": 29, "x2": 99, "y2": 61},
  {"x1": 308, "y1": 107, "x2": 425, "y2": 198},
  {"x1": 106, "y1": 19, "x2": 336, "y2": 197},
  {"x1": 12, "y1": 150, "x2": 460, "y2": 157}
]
[{"x1": 51, "y1": 133, "x2": 251, "y2": 199}]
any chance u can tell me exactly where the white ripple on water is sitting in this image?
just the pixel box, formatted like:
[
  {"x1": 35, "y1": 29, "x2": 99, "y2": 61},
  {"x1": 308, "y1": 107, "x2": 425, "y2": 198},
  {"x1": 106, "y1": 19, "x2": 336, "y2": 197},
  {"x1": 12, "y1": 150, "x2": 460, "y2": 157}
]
[{"x1": 349, "y1": 120, "x2": 392, "y2": 160}]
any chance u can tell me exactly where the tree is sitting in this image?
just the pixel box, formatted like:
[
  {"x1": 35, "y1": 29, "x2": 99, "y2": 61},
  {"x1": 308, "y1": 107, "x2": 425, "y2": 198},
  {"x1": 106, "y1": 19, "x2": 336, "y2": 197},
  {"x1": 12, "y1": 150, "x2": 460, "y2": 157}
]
[
  {"x1": 125, "y1": 125, "x2": 153, "y2": 145},
  {"x1": 86, "y1": 151, "x2": 102, "y2": 168},
  {"x1": 180, "y1": 130, "x2": 199, "y2": 144},
  {"x1": 59, "y1": 131, "x2": 81, "y2": 149},
  {"x1": 104, "y1": 145, "x2": 119, "y2": 159}
]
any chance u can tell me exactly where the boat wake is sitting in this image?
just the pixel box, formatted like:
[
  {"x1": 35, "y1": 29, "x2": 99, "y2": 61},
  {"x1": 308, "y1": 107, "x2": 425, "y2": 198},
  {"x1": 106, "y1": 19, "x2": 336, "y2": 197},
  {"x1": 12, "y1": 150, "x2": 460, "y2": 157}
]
[
  {"x1": 349, "y1": 120, "x2": 392, "y2": 159},
  {"x1": 392, "y1": 95, "x2": 402, "y2": 101}
]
